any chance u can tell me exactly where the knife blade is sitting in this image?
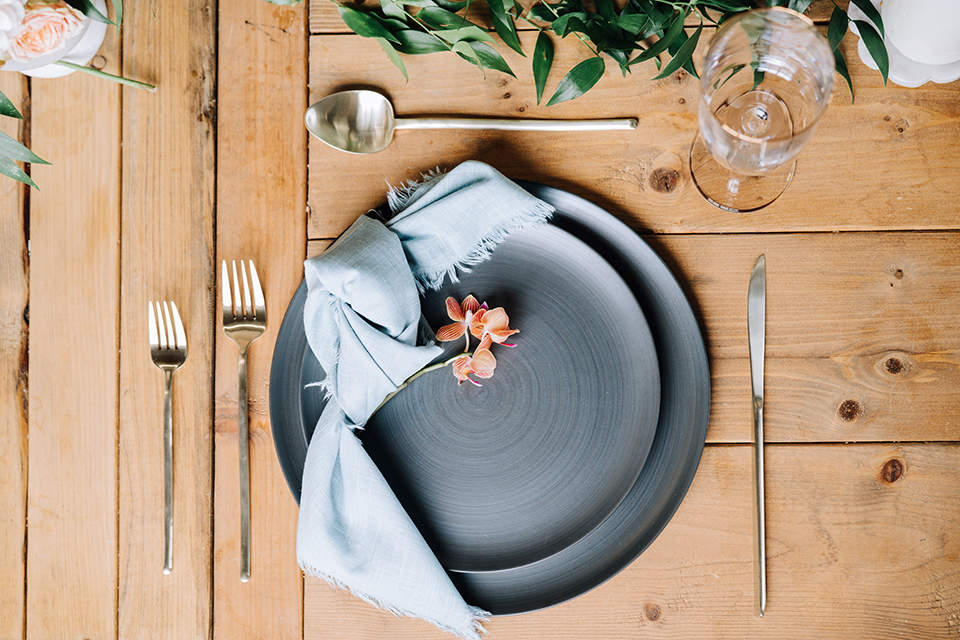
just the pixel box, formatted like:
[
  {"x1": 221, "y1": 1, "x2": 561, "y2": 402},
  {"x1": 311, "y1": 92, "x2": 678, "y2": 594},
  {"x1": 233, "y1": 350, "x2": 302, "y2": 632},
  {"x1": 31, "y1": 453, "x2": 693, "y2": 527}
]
[{"x1": 748, "y1": 254, "x2": 766, "y2": 618}]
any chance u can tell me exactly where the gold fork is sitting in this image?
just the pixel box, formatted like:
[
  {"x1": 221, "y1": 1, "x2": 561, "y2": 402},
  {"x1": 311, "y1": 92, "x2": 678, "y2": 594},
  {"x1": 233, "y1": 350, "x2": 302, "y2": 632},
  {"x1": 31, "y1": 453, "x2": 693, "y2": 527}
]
[
  {"x1": 221, "y1": 260, "x2": 266, "y2": 583},
  {"x1": 148, "y1": 300, "x2": 187, "y2": 576}
]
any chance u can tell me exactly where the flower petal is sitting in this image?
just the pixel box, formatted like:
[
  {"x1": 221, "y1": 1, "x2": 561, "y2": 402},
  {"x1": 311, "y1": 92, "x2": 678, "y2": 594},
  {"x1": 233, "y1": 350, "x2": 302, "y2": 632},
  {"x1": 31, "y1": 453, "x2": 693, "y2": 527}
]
[
  {"x1": 471, "y1": 348, "x2": 497, "y2": 377},
  {"x1": 436, "y1": 322, "x2": 466, "y2": 342},
  {"x1": 445, "y1": 296, "x2": 464, "y2": 321},
  {"x1": 461, "y1": 294, "x2": 481, "y2": 315}
]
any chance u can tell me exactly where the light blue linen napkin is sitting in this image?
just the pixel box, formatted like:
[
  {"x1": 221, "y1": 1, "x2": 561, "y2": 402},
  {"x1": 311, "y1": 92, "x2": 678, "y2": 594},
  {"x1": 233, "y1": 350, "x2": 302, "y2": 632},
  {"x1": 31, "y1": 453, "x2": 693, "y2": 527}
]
[{"x1": 296, "y1": 161, "x2": 554, "y2": 639}]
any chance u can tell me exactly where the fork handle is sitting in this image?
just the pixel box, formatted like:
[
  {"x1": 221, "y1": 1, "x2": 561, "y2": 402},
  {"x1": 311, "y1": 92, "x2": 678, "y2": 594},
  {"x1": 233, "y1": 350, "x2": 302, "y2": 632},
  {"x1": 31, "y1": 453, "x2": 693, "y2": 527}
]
[
  {"x1": 238, "y1": 347, "x2": 251, "y2": 583},
  {"x1": 163, "y1": 369, "x2": 174, "y2": 575}
]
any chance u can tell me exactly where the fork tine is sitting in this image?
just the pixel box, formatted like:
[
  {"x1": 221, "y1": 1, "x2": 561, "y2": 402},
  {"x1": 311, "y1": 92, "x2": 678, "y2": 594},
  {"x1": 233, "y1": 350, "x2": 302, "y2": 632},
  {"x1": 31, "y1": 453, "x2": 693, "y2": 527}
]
[
  {"x1": 248, "y1": 261, "x2": 265, "y2": 321},
  {"x1": 170, "y1": 302, "x2": 187, "y2": 352},
  {"x1": 162, "y1": 302, "x2": 176, "y2": 351},
  {"x1": 156, "y1": 302, "x2": 167, "y2": 349},
  {"x1": 231, "y1": 261, "x2": 242, "y2": 319},
  {"x1": 148, "y1": 301, "x2": 159, "y2": 349},
  {"x1": 221, "y1": 260, "x2": 232, "y2": 320},
  {"x1": 240, "y1": 260, "x2": 251, "y2": 319}
]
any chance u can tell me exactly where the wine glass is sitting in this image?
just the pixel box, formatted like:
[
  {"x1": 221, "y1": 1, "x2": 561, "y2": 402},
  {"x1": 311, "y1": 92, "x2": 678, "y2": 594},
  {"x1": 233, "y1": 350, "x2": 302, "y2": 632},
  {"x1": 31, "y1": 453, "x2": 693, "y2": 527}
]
[{"x1": 689, "y1": 8, "x2": 835, "y2": 212}]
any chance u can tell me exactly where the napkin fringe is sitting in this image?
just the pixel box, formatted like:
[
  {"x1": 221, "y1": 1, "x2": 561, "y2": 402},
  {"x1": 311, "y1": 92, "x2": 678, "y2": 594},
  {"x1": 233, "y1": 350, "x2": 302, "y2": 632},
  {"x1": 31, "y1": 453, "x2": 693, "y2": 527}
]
[
  {"x1": 302, "y1": 561, "x2": 490, "y2": 640},
  {"x1": 411, "y1": 199, "x2": 554, "y2": 293},
  {"x1": 384, "y1": 167, "x2": 445, "y2": 215}
]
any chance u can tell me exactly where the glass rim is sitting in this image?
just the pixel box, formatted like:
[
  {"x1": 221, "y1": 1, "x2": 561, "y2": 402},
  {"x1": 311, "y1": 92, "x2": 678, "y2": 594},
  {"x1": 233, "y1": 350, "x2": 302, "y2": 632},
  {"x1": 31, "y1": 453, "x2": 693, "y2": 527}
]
[{"x1": 701, "y1": 7, "x2": 834, "y2": 145}]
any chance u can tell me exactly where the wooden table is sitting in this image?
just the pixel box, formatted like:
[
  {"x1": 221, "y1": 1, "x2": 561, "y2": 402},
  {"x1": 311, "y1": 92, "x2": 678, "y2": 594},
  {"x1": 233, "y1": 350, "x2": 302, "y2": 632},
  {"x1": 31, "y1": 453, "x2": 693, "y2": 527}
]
[{"x1": 2, "y1": 0, "x2": 958, "y2": 638}]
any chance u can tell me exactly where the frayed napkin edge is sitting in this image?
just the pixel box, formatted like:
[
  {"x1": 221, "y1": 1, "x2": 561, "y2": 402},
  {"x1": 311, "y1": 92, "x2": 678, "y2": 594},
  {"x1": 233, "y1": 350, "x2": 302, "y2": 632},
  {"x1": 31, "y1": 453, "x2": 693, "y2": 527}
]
[
  {"x1": 301, "y1": 562, "x2": 490, "y2": 640},
  {"x1": 383, "y1": 167, "x2": 555, "y2": 293}
]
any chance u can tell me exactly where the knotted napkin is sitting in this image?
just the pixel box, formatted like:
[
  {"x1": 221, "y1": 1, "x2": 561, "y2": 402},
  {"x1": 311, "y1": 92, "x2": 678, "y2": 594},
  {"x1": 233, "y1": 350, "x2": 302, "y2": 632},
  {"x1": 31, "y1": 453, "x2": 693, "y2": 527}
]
[{"x1": 296, "y1": 161, "x2": 554, "y2": 639}]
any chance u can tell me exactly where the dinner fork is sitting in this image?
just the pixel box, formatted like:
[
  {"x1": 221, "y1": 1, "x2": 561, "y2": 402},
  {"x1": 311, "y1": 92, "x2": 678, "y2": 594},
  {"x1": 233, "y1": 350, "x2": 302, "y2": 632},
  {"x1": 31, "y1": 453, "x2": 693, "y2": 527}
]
[
  {"x1": 148, "y1": 300, "x2": 187, "y2": 576},
  {"x1": 222, "y1": 260, "x2": 266, "y2": 583}
]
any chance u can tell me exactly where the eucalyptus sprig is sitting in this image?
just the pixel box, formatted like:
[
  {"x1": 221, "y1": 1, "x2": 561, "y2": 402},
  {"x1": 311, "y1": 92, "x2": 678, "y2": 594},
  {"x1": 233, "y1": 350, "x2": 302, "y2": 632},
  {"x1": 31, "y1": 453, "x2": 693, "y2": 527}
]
[{"x1": 327, "y1": 0, "x2": 887, "y2": 107}]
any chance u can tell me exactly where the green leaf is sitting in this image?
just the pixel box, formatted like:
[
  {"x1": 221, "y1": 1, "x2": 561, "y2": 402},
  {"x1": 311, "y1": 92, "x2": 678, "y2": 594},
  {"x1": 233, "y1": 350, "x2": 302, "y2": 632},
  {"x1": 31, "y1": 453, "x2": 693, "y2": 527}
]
[
  {"x1": 833, "y1": 47, "x2": 854, "y2": 102},
  {"x1": 629, "y1": 9, "x2": 685, "y2": 66},
  {"x1": 854, "y1": 19, "x2": 888, "y2": 85},
  {"x1": 433, "y1": 25, "x2": 495, "y2": 44},
  {"x1": 379, "y1": 0, "x2": 407, "y2": 21},
  {"x1": 485, "y1": 0, "x2": 524, "y2": 56},
  {"x1": 654, "y1": 21, "x2": 701, "y2": 79},
  {"x1": 592, "y1": 0, "x2": 617, "y2": 22},
  {"x1": 827, "y1": 5, "x2": 847, "y2": 51},
  {"x1": 452, "y1": 40, "x2": 481, "y2": 71},
  {"x1": 0, "y1": 156, "x2": 38, "y2": 190},
  {"x1": 338, "y1": 7, "x2": 400, "y2": 43},
  {"x1": 376, "y1": 37, "x2": 408, "y2": 81},
  {"x1": 0, "y1": 91, "x2": 22, "y2": 120},
  {"x1": 113, "y1": 0, "x2": 122, "y2": 25},
  {"x1": 533, "y1": 31, "x2": 554, "y2": 104},
  {"x1": 614, "y1": 13, "x2": 650, "y2": 36},
  {"x1": 69, "y1": 0, "x2": 117, "y2": 26},
  {"x1": 850, "y1": 0, "x2": 883, "y2": 37},
  {"x1": 417, "y1": 7, "x2": 484, "y2": 30},
  {"x1": 666, "y1": 25, "x2": 699, "y2": 77},
  {"x1": 0, "y1": 131, "x2": 48, "y2": 165},
  {"x1": 550, "y1": 12, "x2": 589, "y2": 36},
  {"x1": 456, "y1": 41, "x2": 516, "y2": 76},
  {"x1": 546, "y1": 56, "x2": 604, "y2": 106},
  {"x1": 434, "y1": 0, "x2": 469, "y2": 10},
  {"x1": 392, "y1": 30, "x2": 450, "y2": 54}
]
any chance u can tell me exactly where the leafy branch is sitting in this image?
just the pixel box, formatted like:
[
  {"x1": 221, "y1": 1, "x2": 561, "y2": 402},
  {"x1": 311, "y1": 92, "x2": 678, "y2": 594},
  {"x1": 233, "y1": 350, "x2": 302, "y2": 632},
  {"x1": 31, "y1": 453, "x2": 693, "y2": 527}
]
[{"x1": 333, "y1": 0, "x2": 888, "y2": 107}]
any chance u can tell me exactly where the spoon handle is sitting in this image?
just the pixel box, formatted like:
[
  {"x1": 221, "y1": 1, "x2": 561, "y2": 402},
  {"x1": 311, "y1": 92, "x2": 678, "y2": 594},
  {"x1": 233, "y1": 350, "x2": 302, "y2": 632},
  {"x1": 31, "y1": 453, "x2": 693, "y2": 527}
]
[{"x1": 393, "y1": 117, "x2": 638, "y2": 132}]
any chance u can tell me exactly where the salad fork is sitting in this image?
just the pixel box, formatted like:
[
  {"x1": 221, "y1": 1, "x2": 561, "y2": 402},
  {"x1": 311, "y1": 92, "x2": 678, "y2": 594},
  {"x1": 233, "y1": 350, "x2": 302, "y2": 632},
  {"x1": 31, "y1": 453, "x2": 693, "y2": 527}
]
[
  {"x1": 148, "y1": 300, "x2": 187, "y2": 576},
  {"x1": 222, "y1": 260, "x2": 266, "y2": 583}
]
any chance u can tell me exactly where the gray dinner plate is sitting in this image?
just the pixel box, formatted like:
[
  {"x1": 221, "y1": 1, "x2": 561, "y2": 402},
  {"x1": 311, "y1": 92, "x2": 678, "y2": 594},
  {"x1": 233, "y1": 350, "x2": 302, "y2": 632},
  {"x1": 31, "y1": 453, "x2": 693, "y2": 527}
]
[
  {"x1": 269, "y1": 182, "x2": 710, "y2": 614},
  {"x1": 363, "y1": 224, "x2": 659, "y2": 571}
]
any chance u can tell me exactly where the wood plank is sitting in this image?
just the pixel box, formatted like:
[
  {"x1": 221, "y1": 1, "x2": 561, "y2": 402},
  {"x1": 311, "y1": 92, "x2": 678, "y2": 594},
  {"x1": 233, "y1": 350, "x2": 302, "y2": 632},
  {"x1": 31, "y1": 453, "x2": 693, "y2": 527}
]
[
  {"x1": 25, "y1": 26, "x2": 121, "y2": 640},
  {"x1": 213, "y1": 1, "x2": 306, "y2": 637},
  {"x1": 650, "y1": 232, "x2": 960, "y2": 443},
  {"x1": 305, "y1": 442, "x2": 960, "y2": 639},
  {"x1": 0, "y1": 72, "x2": 28, "y2": 640},
  {"x1": 309, "y1": 0, "x2": 843, "y2": 34},
  {"x1": 307, "y1": 30, "x2": 959, "y2": 237},
  {"x1": 117, "y1": 1, "x2": 216, "y2": 637}
]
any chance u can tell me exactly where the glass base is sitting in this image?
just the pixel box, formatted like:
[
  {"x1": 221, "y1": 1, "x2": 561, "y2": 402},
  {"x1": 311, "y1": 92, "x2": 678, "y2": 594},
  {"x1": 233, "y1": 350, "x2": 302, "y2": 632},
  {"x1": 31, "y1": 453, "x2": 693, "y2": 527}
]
[{"x1": 689, "y1": 133, "x2": 795, "y2": 213}]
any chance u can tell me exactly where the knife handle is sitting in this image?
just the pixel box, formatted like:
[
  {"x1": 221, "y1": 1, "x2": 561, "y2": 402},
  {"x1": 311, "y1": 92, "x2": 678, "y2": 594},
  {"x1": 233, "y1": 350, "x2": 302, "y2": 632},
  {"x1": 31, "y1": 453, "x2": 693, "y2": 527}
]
[{"x1": 752, "y1": 395, "x2": 766, "y2": 617}]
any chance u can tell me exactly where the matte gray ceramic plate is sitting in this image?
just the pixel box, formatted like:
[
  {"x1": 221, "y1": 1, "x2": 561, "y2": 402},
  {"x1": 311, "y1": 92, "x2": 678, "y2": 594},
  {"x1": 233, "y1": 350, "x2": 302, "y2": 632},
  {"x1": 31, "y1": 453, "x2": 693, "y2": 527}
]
[
  {"x1": 269, "y1": 182, "x2": 710, "y2": 614},
  {"x1": 362, "y1": 224, "x2": 659, "y2": 572}
]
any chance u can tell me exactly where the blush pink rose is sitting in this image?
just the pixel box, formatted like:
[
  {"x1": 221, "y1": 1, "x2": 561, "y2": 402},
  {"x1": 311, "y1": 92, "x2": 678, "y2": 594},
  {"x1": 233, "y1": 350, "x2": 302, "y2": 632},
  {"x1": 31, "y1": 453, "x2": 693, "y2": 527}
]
[{"x1": 8, "y1": 0, "x2": 84, "y2": 63}]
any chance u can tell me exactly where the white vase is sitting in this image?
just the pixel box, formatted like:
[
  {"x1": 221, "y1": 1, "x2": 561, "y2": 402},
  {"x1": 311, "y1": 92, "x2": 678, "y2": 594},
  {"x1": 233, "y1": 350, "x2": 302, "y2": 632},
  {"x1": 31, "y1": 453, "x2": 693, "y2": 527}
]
[{"x1": 2, "y1": 0, "x2": 108, "y2": 79}]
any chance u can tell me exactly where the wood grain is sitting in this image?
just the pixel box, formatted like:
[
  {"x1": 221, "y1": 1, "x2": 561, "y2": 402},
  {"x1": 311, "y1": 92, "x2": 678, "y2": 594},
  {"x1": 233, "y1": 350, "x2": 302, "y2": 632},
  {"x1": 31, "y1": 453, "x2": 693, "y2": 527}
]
[
  {"x1": 213, "y1": 1, "x2": 306, "y2": 637},
  {"x1": 117, "y1": 1, "x2": 216, "y2": 638},
  {"x1": 307, "y1": 29, "x2": 959, "y2": 237},
  {"x1": 309, "y1": 0, "x2": 844, "y2": 34},
  {"x1": 24, "y1": 28, "x2": 121, "y2": 640},
  {"x1": 305, "y1": 443, "x2": 960, "y2": 639},
  {"x1": 0, "y1": 72, "x2": 28, "y2": 640}
]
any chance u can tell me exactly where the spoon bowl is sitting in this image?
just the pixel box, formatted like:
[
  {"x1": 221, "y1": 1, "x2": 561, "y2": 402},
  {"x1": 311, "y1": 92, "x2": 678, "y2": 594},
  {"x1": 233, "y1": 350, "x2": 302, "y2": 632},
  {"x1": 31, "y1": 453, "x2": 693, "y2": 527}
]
[{"x1": 305, "y1": 90, "x2": 638, "y2": 154}]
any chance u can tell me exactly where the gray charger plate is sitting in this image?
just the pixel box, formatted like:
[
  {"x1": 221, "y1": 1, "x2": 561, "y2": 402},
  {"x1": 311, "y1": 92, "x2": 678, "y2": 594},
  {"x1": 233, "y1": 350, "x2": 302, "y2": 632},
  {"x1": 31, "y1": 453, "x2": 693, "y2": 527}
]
[{"x1": 269, "y1": 182, "x2": 710, "y2": 614}]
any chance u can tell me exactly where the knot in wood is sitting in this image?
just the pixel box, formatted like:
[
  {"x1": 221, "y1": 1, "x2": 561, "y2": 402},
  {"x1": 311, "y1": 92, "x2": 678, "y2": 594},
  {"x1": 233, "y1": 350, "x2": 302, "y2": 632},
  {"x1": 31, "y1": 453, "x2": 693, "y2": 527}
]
[
  {"x1": 649, "y1": 168, "x2": 681, "y2": 193},
  {"x1": 838, "y1": 399, "x2": 862, "y2": 422},
  {"x1": 644, "y1": 603, "x2": 662, "y2": 622},
  {"x1": 881, "y1": 458, "x2": 905, "y2": 484},
  {"x1": 885, "y1": 357, "x2": 904, "y2": 375}
]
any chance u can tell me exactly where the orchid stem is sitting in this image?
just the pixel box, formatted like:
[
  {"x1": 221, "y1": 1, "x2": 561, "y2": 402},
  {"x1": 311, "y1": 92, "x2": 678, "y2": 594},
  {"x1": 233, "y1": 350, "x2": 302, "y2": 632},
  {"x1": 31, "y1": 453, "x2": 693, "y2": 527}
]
[
  {"x1": 54, "y1": 60, "x2": 156, "y2": 91},
  {"x1": 373, "y1": 352, "x2": 475, "y2": 415}
]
